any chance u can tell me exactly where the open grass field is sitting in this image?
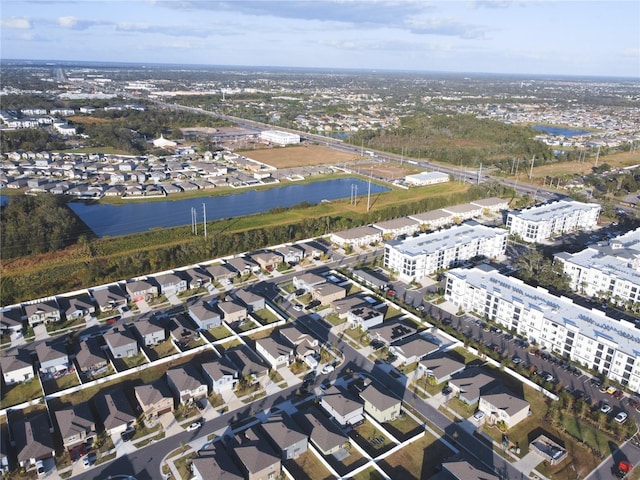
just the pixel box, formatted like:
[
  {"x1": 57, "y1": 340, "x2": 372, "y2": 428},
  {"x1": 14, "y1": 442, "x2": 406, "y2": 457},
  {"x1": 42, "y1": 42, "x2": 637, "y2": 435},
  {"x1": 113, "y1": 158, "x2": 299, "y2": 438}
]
[
  {"x1": 351, "y1": 161, "x2": 424, "y2": 179},
  {"x1": 285, "y1": 451, "x2": 334, "y2": 480},
  {"x1": 378, "y1": 431, "x2": 455, "y2": 480},
  {"x1": 243, "y1": 144, "x2": 357, "y2": 168}
]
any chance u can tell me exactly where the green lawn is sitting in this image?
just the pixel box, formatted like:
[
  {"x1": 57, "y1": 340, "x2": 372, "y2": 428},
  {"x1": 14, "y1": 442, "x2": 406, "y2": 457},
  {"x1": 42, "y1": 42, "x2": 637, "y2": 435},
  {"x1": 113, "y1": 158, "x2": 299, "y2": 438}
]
[
  {"x1": 351, "y1": 466, "x2": 385, "y2": 480},
  {"x1": 252, "y1": 308, "x2": 281, "y2": 324},
  {"x1": 0, "y1": 378, "x2": 42, "y2": 408},
  {"x1": 208, "y1": 324, "x2": 232, "y2": 340},
  {"x1": 116, "y1": 352, "x2": 148, "y2": 370},
  {"x1": 325, "y1": 313, "x2": 346, "y2": 326},
  {"x1": 286, "y1": 451, "x2": 334, "y2": 480},
  {"x1": 236, "y1": 319, "x2": 259, "y2": 332},
  {"x1": 378, "y1": 431, "x2": 455, "y2": 480},
  {"x1": 446, "y1": 397, "x2": 477, "y2": 419},
  {"x1": 147, "y1": 339, "x2": 177, "y2": 359},
  {"x1": 42, "y1": 373, "x2": 80, "y2": 393},
  {"x1": 383, "y1": 411, "x2": 423, "y2": 440},
  {"x1": 46, "y1": 316, "x2": 86, "y2": 333}
]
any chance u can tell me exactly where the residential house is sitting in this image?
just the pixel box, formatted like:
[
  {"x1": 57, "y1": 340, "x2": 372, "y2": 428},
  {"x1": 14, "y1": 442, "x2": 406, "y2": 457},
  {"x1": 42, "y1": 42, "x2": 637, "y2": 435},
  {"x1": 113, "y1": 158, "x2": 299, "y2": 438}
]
[
  {"x1": 275, "y1": 245, "x2": 304, "y2": 265},
  {"x1": 250, "y1": 251, "x2": 283, "y2": 272},
  {"x1": 372, "y1": 217, "x2": 420, "y2": 239},
  {"x1": 188, "y1": 299, "x2": 222, "y2": 330},
  {"x1": 389, "y1": 334, "x2": 442, "y2": 365},
  {"x1": 478, "y1": 392, "x2": 530, "y2": 429},
  {"x1": 369, "y1": 319, "x2": 416, "y2": 346},
  {"x1": 320, "y1": 386, "x2": 364, "y2": 427},
  {"x1": 166, "y1": 364, "x2": 208, "y2": 405},
  {"x1": 58, "y1": 294, "x2": 95, "y2": 320},
  {"x1": 359, "y1": 383, "x2": 401, "y2": 423},
  {"x1": 0, "y1": 424, "x2": 9, "y2": 474},
  {"x1": 311, "y1": 282, "x2": 346, "y2": 305},
  {"x1": 226, "y1": 346, "x2": 270, "y2": 381},
  {"x1": 292, "y1": 272, "x2": 326, "y2": 292},
  {"x1": 0, "y1": 306, "x2": 23, "y2": 334},
  {"x1": 255, "y1": 336, "x2": 294, "y2": 369},
  {"x1": 0, "y1": 348, "x2": 34, "y2": 385},
  {"x1": 234, "y1": 288, "x2": 265, "y2": 312},
  {"x1": 153, "y1": 272, "x2": 188, "y2": 296},
  {"x1": 12, "y1": 413, "x2": 55, "y2": 468},
  {"x1": 103, "y1": 328, "x2": 139, "y2": 359},
  {"x1": 229, "y1": 427, "x2": 281, "y2": 480},
  {"x1": 75, "y1": 338, "x2": 108, "y2": 376},
  {"x1": 296, "y1": 241, "x2": 327, "y2": 260},
  {"x1": 92, "y1": 284, "x2": 128, "y2": 313},
  {"x1": 182, "y1": 267, "x2": 212, "y2": 289},
  {"x1": 278, "y1": 324, "x2": 318, "y2": 360},
  {"x1": 330, "y1": 225, "x2": 382, "y2": 248},
  {"x1": 293, "y1": 408, "x2": 348, "y2": 456},
  {"x1": 204, "y1": 263, "x2": 237, "y2": 283},
  {"x1": 191, "y1": 443, "x2": 244, "y2": 480},
  {"x1": 24, "y1": 299, "x2": 61, "y2": 326},
  {"x1": 134, "y1": 316, "x2": 166, "y2": 346},
  {"x1": 352, "y1": 268, "x2": 389, "y2": 291},
  {"x1": 218, "y1": 300, "x2": 247, "y2": 325},
  {"x1": 134, "y1": 380, "x2": 174, "y2": 419},
  {"x1": 470, "y1": 197, "x2": 509, "y2": 213},
  {"x1": 449, "y1": 370, "x2": 500, "y2": 405},
  {"x1": 167, "y1": 314, "x2": 200, "y2": 348},
  {"x1": 332, "y1": 296, "x2": 369, "y2": 319},
  {"x1": 441, "y1": 203, "x2": 484, "y2": 221},
  {"x1": 347, "y1": 304, "x2": 384, "y2": 330},
  {"x1": 260, "y1": 413, "x2": 308, "y2": 460},
  {"x1": 126, "y1": 279, "x2": 158, "y2": 302},
  {"x1": 418, "y1": 353, "x2": 466, "y2": 384},
  {"x1": 202, "y1": 359, "x2": 239, "y2": 395},
  {"x1": 54, "y1": 403, "x2": 96, "y2": 451},
  {"x1": 36, "y1": 340, "x2": 69, "y2": 374},
  {"x1": 225, "y1": 256, "x2": 260, "y2": 275},
  {"x1": 95, "y1": 388, "x2": 136, "y2": 436}
]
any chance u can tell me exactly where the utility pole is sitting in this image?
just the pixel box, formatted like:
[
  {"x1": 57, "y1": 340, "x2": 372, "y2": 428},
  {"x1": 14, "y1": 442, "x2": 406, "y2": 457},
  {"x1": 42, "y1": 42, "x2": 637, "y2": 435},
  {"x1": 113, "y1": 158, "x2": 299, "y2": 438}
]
[
  {"x1": 203, "y1": 203, "x2": 207, "y2": 240},
  {"x1": 367, "y1": 167, "x2": 372, "y2": 212},
  {"x1": 477, "y1": 162, "x2": 482, "y2": 185},
  {"x1": 594, "y1": 145, "x2": 601, "y2": 168},
  {"x1": 191, "y1": 207, "x2": 197, "y2": 235},
  {"x1": 528, "y1": 155, "x2": 535, "y2": 180}
]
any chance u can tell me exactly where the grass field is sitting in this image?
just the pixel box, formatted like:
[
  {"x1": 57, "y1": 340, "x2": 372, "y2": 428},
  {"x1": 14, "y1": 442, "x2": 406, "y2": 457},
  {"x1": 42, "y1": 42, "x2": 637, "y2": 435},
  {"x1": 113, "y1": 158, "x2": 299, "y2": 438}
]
[
  {"x1": 243, "y1": 144, "x2": 357, "y2": 168},
  {"x1": 352, "y1": 160, "x2": 423, "y2": 180},
  {"x1": 285, "y1": 451, "x2": 334, "y2": 480},
  {"x1": 378, "y1": 431, "x2": 455, "y2": 480}
]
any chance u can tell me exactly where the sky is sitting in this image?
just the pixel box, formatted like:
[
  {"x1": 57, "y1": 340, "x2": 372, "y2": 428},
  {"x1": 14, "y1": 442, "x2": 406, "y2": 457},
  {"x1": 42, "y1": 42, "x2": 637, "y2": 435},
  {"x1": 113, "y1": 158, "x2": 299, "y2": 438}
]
[{"x1": 1, "y1": 0, "x2": 639, "y2": 78}]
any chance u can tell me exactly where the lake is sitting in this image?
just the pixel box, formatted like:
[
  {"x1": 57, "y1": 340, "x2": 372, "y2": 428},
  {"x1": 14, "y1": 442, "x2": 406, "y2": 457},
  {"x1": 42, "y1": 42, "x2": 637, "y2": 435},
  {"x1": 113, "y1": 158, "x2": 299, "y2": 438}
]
[
  {"x1": 58, "y1": 177, "x2": 388, "y2": 237},
  {"x1": 532, "y1": 125, "x2": 591, "y2": 137}
]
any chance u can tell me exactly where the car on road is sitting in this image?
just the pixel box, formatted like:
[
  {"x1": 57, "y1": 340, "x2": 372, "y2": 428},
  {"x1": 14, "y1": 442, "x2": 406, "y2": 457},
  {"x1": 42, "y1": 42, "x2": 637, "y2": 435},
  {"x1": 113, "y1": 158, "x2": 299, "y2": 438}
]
[
  {"x1": 186, "y1": 422, "x2": 202, "y2": 432},
  {"x1": 83, "y1": 456, "x2": 92, "y2": 469},
  {"x1": 473, "y1": 410, "x2": 485, "y2": 421},
  {"x1": 321, "y1": 364, "x2": 335, "y2": 374},
  {"x1": 293, "y1": 304, "x2": 303, "y2": 311},
  {"x1": 615, "y1": 412, "x2": 628, "y2": 424},
  {"x1": 600, "y1": 403, "x2": 612, "y2": 414},
  {"x1": 544, "y1": 374, "x2": 555, "y2": 383}
]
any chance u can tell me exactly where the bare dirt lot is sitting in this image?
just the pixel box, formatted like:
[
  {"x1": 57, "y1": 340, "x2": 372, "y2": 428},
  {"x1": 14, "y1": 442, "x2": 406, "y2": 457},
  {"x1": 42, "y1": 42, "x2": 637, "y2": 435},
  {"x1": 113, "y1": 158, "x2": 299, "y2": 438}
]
[
  {"x1": 242, "y1": 145, "x2": 357, "y2": 168},
  {"x1": 352, "y1": 161, "x2": 423, "y2": 180}
]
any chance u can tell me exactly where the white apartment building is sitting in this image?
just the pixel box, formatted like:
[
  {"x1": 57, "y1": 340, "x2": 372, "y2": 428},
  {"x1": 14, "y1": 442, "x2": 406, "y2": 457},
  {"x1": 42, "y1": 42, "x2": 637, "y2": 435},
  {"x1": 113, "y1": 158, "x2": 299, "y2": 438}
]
[
  {"x1": 555, "y1": 228, "x2": 640, "y2": 306},
  {"x1": 259, "y1": 130, "x2": 300, "y2": 145},
  {"x1": 506, "y1": 200, "x2": 601, "y2": 242},
  {"x1": 384, "y1": 222, "x2": 507, "y2": 282},
  {"x1": 444, "y1": 264, "x2": 640, "y2": 392}
]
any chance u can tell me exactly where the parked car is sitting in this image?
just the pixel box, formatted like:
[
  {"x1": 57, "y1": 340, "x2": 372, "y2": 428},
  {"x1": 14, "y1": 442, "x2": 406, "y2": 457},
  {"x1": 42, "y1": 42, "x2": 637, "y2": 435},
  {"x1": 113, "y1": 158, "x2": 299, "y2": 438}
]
[
  {"x1": 512, "y1": 356, "x2": 523, "y2": 365},
  {"x1": 82, "y1": 456, "x2": 92, "y2": 469},
  {"x1": 187, "y1": 421, "x2": 202, "y2": 432},
  {"x1": 600, "y1": 403, "x2": 612, "y2": 414},
  {"x1": 615, "y1": 412, "x2": 628, "y2": 424},
  {"x1": 36, "y1": 460, "x2": 45, "y2": 477},
  {"x1": 321, "y1": 364, "x2": 335, "y2": 374},
  {"x1": 613, "y1": 390, "x2": 624, "y2": 400},
  {"x1": 473, "y1": 410, "x2": 485, "y2": 421}
]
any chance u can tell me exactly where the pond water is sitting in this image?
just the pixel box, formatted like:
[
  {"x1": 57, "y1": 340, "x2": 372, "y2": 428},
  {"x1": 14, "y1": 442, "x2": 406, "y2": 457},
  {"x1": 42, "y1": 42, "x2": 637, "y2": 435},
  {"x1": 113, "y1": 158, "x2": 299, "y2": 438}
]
[{"x1": 60, "y1": 177, "x2": 388, "y2": 237}]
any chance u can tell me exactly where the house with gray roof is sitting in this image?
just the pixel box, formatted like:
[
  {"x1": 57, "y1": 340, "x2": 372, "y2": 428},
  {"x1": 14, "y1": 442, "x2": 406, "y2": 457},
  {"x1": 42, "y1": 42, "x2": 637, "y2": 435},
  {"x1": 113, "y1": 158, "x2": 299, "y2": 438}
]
[
  {"x1": 75, "y1": 338, "x2": 108, "y2": 376},
  {"x1": 24, "y1": 299, "x2": 61, "y2": 327},
  {"x1": 478, "y1": 392, "x2": 530, "y2": 429},
  {"x1": 134, "y1": 316, "x2": 166, "y2": 346},
  {"x1": 442, "y1": 202, "x2": 483, "y2": 220},
  {"x1": 255, "y1": 336, "x2": 294, "y2": 369},
  {"x1": 0, "y1": 306, "x2": 23, "y2": 333},
  {"x1": 441, "y1": 460, "x2": 499, "y2": 480},
  {"x1": 167, "y1": 313, "x2": 199, "y2": 348},
  {"x1": 126, "y1": 279, "x2": 158, "y2": 302},
  {"x1": 470, "y1": 197, "x2": 509, "y2": 213},
  {"x1": 36, "y1": 340, "x2": 69, "y2": 374},
  {"x1": 330, "y1": 225, "x2": 382, "y2": 248},
  {"x1": 369, "y1": 319, "x2": 416, "y2": 345},
  {"x1": 275, "y1": 245, "x2": 304, "y2": 264},
  {"x1": 292, "y1": 272, "x2": 326, "y2": 292},
  {"x1": 347, "y1": 304, "x2": 383, "y2": 330},
  {"x1": 320, "y1": 386, "x2": 364, "y2": 427},
  {"x1": 389, "y1": 334, "x2": 441, "y2": 365},
  {"x1": 250, "y1": 251, "x2": 283, "y2": 272},
  {"x1": 372, "y1": 217, "x2": 420, "y2": 238},
  {"x1": 218, "y1": 300, "x2": 247, "y2": 325},
  {"x1": 226, "y1": 346, "x2": 269, "y2": 381},
  {"x1": 293, "y1": 408, "x2": 348, "y2": 456},
  {"x1": 312, "y1": 282, "x2": 346, "y2": 305},
  {"x1": 226, "y1": 256, "x2": 260, "y2": 275},
  {"x1": 91, "y1": 284, "x2": 128, "y2": 313},
  {"x1": 103, "y1": 328, "x2": 139, "y2": 359},
  {"x1": 181, "y1": 267, "x2": 212, "y2": 289},
  {"x1": 202, "y1": 359, "x2": 238, "y2": 394},
  {"x1": 359, "y1": 382, "x2": 401, "y2": 423},
  {"x1": 188, "y1": 299, "x2": 222, "y2": 330},
  {"x1": 95, "y1": 388, "x2": 136, "y2": 436},
  {"x1": 260, "y1": 413, "x2": 308, "y2": 460},
  {"x1": 59, "y1": 293, "x2": 95, "y2": 320},
  {"x1": 192, "y1": 443, "x2": 243, "y2": 480},
  {"x1": 278, "y1": 324, "x2": 318, "y2": 360},
  {"x1": 234, "y1": 288, "x2": 265, "y2": 312},
  {"x1": 204, "y1": 262, "x2": 237, "y2": 282},
  {"x1": 0, "y1": 348, "x2": 34, "y2": 385},
  {"x1": 296, "y1": 240, "x2": 327, "y2": 259},
  {"x1": 153, "y1": 271, "x2": 188, "y2": 296},
  {"x1": 166, "y1": 364, "x2": 208, "y2": 405},
  {"x1": 418, "y1": 353, "x2": 466, "y2": 384},
  {"x1": 449, "y1": 370, "x2": 501, "y2": 405},
  {"x1": 54, "y1": 403, "x2": 96, "y2": 450}
]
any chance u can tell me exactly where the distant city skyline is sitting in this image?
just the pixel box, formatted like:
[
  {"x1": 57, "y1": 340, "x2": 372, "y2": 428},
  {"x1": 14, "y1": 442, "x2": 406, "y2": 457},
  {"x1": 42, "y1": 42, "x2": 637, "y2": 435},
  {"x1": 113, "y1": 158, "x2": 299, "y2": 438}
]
[{"x1": 1, "y1": 0, "x2": 639, "y2": 79}]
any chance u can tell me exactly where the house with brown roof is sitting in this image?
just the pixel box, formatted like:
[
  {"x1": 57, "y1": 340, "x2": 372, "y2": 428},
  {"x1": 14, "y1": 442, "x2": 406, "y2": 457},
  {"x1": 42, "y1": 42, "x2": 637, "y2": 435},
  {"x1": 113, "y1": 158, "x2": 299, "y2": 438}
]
[
  {"x1": 320, "y1": 386, "x2": 364, "y2": 427},
  {"x1": 134, "y1": 380, "x2": 174, "y2": 419},
  {"x1": 278, "y1": 324, "x2": 318, "y2": 360},
  {"x1": 166, "y1": 364, "x2": 208, "y2": 405},
  {"x1": 103, "y1": 328, "x2": 139, "y2": 359},
  {"x1": 134, "y1": 316, "x2": 166, "y2": 346},
  {"x1": 359, "y1": 383, "x2": 401, "y2": 423},
  {"x1": 181, "y1": 267, "x2": 212, "y2": 289},
  {"x1": 250, "y1": 251, "x2": 283, "y2": 272},
  {"x1": 204, "y1": 263, "x2": 237, "y2": 283},
  {"x1": 12, "y1": 413, "x2": 55, "y2": 468},
  {"x1": 54, "y1": 403, "x2": 96, "y2": 451},
  {"x1": 293, "y1": 408, "x2": 348, "y2": 456},
  {"x1": 449, "y1": 370, "x2": 501, "y2": 405},
  {"x1": 292, "y1": 272, "x2": 326, "y2": 292},
  {"x1": 229, "y1": 427, "x2": 281, "y2": 480},
  {"x1": 312, "y1": 282, "x2": 346, "y2": 305},
  {"x1": 389, "y1": 334, "x2": 441, "y2": 365},
  {"x1": 75, "y1": 338, "x2": 108, "y2": 376},
  {"x1": 218, "y1": 300, "x2": 247, "y2": 324},
  {"x1": 260, "y1": 413, "x2": 308, "y2": 460},
  {"x1": 91, "y1": 284, "x2": 128, "y2": 313},
  {"x1": 226, "y1": 256, "x2": 260, "y2": 275},
  {"x1": 126, "y1": 279, "x2": 158, "y2": 302},
  {"x1": 36, "y1": 340, "x2": 69, "y2": 374},
  {"x1": 226, "y1": 346, "x2": 269, "y2": 381},
  {"x1": 478, "y1": 392, "x2": 530, "y2": 429},
  {"x1": 192, "y1": 443, "x2": 243, "y2": 480}
]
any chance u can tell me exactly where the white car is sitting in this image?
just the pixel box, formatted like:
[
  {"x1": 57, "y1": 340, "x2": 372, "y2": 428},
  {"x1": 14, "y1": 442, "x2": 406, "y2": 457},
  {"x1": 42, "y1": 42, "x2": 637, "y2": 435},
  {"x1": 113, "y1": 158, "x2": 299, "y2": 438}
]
[
  {"x1": 82, "y1": 456, "x2": 91, "y2": 469},
  {"x1": 473, "y1": 410, "x2": 485, "y2": 421},
  {"x1": 186, "y1": 422, "x2": 202, "y2": 432},
  {"x1": 615, "y1": 412, "x2": 628, "y2": 424},
  {"x1": 36, "y1": 460, "x2": 46, "y2": 477},
  {"x1": 600, "y1": 403, "x2": 612, "y2": 414},
  {"x1": 293, "y1": 304, "x2": 303, "y2": 312},
  {"x1": 321, "y1": 364, "x2": 335, "y2": 374}
]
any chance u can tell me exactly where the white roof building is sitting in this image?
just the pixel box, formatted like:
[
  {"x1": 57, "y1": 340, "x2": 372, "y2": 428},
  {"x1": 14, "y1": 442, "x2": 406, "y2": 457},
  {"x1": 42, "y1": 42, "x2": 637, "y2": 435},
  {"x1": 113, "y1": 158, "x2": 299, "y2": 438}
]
[
  {"x1": 444, "y1": 264, "x2": 640, "y2": 393},
  {"x1": 404, "y1": 171, "x2": 450, "y2": 186},
  {"x1": 384, "y1": 221, "x2": 507, "y2": 282},
  {"x1": 260, "y1": 130, "x2": 300, "y2": 145}
]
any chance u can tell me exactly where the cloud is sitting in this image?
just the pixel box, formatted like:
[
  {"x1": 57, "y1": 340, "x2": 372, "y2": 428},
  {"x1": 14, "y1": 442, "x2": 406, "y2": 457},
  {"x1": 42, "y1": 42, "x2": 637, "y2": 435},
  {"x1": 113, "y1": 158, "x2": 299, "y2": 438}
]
[
  {"x1": 1, "y1": 17, "x2": 32, "y2": 29},
  {"x1": 406, "y1": 17, "x2": 491, "y2": 39}
]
